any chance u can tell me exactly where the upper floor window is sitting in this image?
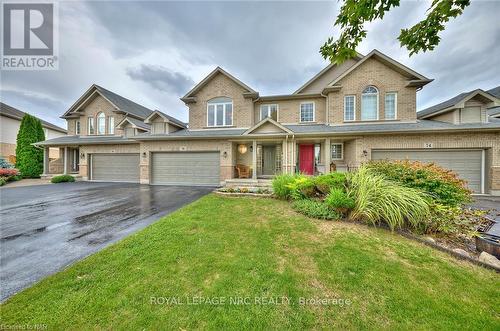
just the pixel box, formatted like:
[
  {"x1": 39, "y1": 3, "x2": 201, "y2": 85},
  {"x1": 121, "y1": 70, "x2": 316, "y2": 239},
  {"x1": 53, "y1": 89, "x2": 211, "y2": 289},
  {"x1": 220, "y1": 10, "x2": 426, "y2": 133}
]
[
  {"x1": 87, "y1": 117, "x2": 95, "y2": 135},
  {"x1": 385, "y1": 92, "x2": 397, "y2": 120},
  {"x1": 300, "y1": 102, "x2": 315, "y2": 122},
  {"x1": 124, "y1": 127, "x2": 135, "y2": 137},
  {"x1": 97, "y1": 112, "x2": 106, "y2": 135},
  {"x1": 344, "y1": 95, "x2": 355, "y2": 121},
  {"x1": 75, "y1": 120, "x2": 81, "y2": 135},
  {"x1": 108, "y1": 116, "x2": 115, "y2": 134},
  {"x1": 361, "y1": 86, "x2": 378, "y2": 121},
  {"x1": 260, "y1": 104, "x2": 278, "y2": 121},
  {"x1": 207, "y1": 97, "x2": 233, "y2": 127}
]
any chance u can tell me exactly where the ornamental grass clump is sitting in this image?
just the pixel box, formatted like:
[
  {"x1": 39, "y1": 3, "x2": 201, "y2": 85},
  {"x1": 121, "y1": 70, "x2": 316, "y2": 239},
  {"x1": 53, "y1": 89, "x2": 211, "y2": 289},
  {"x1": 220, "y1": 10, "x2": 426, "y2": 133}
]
[
  {"x1": 365, "y1": 160, "x2": 471, "y2": 206},
  {"x1": 292, "y1": 199, "x2": 340, "y2": 220},
  {"x1": 347, "y1": 167, "x2": 430, "y2": 230}
]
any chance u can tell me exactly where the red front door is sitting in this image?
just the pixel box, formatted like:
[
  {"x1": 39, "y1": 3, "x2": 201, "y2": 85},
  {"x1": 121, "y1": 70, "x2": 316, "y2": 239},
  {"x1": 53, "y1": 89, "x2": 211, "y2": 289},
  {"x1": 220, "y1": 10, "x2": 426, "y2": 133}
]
[{"x1": 299, "y1": 144, "x2": 314, "y2": 175}]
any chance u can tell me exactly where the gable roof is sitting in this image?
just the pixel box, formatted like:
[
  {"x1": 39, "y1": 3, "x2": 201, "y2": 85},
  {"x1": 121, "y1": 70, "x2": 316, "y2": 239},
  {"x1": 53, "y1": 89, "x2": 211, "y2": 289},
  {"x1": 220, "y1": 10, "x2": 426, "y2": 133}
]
[
  {"x1": 327, "y1": 49, "x2": 432, "y2": 89},
  {"x1": 487, "y1": 85, "x2": 500, "y2": 98},
  {"x1": 144, "y1": 110, "x2": 186, "y2": 128},
  {"x1": 62, "y1": 84, "x2": 153, "y2": 119},
  {"x1": 418, "y1": 89, "x2": 500, "y2": 119},
  {"x1": 243, "y1": 117, "x2": 293, "y2": 135},
  {"x1": 116, "y1": 116, "x2": 151, "y2": 131},
  {"x1": 0, "y1": 102, "x2": 67, "y2": 133},
  {"x1": 487, "y1": 107, "x2": 500, "y2": 118},
  {"x1": 293, "y1": 52, "x2": 363, "y2": 94},
  {"x1": 181, "y1": 67, "x2": 258, "y2": 103}
]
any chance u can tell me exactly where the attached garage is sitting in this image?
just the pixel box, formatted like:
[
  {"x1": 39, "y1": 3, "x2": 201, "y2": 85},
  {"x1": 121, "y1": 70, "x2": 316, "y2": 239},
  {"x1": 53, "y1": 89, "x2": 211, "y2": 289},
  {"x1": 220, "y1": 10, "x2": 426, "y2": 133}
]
[
  {"x1": 371, "y1": 149, "x2": 485, "y2": 193},
  {"x1": 151, "y1": 151, "x2": 220, "y2": 186},
  {"x1": 90, "y1": 153, "x2": 140, "y2": 182}
]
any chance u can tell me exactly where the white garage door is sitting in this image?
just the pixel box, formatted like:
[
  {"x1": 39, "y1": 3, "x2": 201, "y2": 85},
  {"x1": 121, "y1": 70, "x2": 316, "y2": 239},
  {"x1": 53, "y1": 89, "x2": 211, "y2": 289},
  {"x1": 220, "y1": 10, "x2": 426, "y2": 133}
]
[
  {"x1": 371, "y1": 149, "x2": 484, "y2": 193},
  {"x1": 91, "y1": 154, "x2": 140, "y2": 182},
  {"x1": 151, "y1": 152, "x2": 220, "y2": 186}
]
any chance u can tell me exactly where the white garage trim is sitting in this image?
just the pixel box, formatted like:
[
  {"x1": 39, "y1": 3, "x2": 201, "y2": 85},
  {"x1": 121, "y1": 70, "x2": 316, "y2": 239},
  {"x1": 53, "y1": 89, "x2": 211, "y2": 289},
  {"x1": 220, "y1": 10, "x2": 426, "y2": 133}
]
[
  {"x1": 90, "y1": 153, "x2": 140, "y2": 183},
  {"x1": 371, "y1": 148, "x2": 486, "y2": 194},
  {"x1": 150, "y1": 151, "x2": 220, "y2": 186}
]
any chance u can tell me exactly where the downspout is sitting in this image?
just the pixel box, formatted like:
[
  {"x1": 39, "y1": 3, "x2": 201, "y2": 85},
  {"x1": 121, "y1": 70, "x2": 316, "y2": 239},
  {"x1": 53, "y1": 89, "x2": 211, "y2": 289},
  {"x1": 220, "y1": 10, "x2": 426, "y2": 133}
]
[
  {"x1": 285, "y1": 134, "x2": 288, "y2": 174},
  {"x1": 321, "y1": 92, "x2": 329, "y2": 125}
]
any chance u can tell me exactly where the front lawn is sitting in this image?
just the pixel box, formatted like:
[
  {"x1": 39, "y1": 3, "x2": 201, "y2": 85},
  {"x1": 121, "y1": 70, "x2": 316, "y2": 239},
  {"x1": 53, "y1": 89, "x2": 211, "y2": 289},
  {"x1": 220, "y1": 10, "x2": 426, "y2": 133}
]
[{"x1": 1, "y1": 195, "x2": 499, "y2": 329}]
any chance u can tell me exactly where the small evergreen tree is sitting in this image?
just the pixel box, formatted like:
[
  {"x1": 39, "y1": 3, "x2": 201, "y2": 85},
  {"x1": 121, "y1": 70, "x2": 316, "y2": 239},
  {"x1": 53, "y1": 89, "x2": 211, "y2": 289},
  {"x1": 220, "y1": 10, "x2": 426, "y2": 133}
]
[{"x1": 15, "y1": 114, "x2": 45, "y2": 178}]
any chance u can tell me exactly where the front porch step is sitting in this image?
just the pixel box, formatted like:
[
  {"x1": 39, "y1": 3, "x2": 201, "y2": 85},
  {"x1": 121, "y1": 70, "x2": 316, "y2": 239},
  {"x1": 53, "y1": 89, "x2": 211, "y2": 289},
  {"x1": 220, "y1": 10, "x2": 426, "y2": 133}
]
[{"x1": 224, "y1": 179, "x2": 272, "y2": 188}]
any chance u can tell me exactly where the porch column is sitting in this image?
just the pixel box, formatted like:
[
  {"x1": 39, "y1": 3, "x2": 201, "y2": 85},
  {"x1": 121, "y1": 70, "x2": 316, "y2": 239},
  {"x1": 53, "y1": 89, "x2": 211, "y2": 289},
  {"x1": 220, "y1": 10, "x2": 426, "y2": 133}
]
[
  {"x1": 42, "y1": 146, "x2": 49, "y2": 175},
  {"x1": 63, "y1": 147, "x2": 68, "y2": 175},
  {"x1": 252, "y1": 140, "x2": 257, "y2": 179},
  {"x1": 325, "y1": 138, "x2": 331, "y2": 173}
]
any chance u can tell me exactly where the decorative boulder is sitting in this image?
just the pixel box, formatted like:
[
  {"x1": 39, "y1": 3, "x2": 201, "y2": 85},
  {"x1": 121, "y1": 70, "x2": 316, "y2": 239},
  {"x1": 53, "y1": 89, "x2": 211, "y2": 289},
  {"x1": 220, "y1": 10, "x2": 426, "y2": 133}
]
[{"x1": 478, "y1": 252, "x2": 500, "y2": 268}]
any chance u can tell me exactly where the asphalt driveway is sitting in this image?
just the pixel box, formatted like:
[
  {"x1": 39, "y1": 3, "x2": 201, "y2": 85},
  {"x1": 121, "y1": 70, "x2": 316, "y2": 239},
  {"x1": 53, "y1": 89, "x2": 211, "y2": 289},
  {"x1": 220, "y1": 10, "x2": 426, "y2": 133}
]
[{"x1": 0, "y1": 182, "x2": 213, "y2": 301}]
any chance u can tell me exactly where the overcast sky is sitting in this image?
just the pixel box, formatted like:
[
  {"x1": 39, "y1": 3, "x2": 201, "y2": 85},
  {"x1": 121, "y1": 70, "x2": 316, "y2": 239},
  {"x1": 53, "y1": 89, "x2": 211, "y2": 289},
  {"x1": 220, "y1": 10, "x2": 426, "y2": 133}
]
[{"x1": 1, "y1": 0, "x2": 499, "y2": 129}]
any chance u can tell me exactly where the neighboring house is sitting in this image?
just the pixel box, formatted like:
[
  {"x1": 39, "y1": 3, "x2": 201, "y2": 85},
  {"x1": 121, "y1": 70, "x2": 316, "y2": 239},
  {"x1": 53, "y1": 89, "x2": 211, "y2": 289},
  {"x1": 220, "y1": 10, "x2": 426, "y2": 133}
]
[
  {"x1": 486, "y1": 86, "x2": 500, "y2": 119},
  {"x1": 0, "y1": 102, "x2": 67, "y2": 162},
  {"x1": 35, "y1": 49, "x2": 500, "y2": 195}
]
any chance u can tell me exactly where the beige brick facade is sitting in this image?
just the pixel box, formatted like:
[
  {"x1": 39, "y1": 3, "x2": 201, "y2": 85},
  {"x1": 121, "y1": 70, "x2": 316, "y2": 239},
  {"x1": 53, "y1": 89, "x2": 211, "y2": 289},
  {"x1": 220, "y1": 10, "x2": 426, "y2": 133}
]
[
  {"x1": 328, "y1": 57, "x2": 417, "y2": 124},
  {"x1": 187, "y1": 73, "x2": 254, "y2": 129},
  {"x1": 67, "y1": 95, "x2": 126, "y2": 136},
  {"x1": 254, "y1": 97, "x2": 326, "y2": 124}
]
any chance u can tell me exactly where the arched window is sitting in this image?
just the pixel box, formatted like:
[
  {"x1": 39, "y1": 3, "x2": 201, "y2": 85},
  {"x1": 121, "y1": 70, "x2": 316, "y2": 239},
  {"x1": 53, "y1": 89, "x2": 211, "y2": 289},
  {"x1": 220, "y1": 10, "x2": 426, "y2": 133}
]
[
  {"x1": 361, "y1": 86, "x2": 379, "y2": 120},
  {"x1": 97, "y1": 112, "x2": 106, "y2": 134},
  {"x1": 207, "y1": 97, "x2": 233, "y2": 127}
]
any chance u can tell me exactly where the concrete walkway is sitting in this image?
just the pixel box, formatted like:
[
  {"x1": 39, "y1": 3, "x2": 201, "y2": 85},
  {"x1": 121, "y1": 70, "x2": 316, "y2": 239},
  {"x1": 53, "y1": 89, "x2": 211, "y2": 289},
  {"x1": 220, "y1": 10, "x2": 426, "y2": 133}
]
[{"x1": 1, "y1": 178, "x2": 52, "y2": 188}]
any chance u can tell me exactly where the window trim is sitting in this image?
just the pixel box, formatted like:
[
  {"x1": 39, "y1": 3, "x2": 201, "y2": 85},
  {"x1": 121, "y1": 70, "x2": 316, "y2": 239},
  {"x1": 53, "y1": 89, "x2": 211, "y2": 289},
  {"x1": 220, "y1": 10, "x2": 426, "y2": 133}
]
[
  {"x1": 361, "y1": 86, "x2": 379, "y2": 121},
  {"x1": 96, "y1": 112, "x2": 106, "y2": 135},
  {"x1": 260, "y1": 104, "x2": 279, "y2": 121},
  {"x1": 108, "y1": 116, "x2": 115, "y2": 134},
  {"x1": 87, "y1": 117, "x2": 95, "y2": 135},
  {"x1": 344, "y1": 95, "x2": 356, "y2": 122},
  {"x1": 331, "y1": 143, "x2": 344, "y2": 160},
  {"x1": 384, "y1": 92, "x2": 397, "y2": 120},
  {"x1": 299, "y1": 101, "x2": 315, "y2": 123},
  {"x1": 206, "y1": 99, "x2": 233, "y2": 127},
  {"x1": 75, "y1": 120, "x2": 80, "y2": 135}
]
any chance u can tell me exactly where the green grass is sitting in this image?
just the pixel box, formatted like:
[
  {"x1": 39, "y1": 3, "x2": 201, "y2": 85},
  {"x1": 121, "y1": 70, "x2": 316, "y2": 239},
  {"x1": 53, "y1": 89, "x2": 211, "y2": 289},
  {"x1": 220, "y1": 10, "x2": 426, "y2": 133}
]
[{"x1": 1, "y1": 195, "x2": 499, "y2": 330}]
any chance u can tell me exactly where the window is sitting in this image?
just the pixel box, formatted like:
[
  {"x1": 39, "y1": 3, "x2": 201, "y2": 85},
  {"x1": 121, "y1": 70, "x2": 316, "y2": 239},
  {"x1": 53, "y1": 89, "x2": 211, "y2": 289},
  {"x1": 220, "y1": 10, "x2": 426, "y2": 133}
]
[
  {"x1": 300, "y1": 102, "x2": 315, "y2": 122},
  {"x1": 314, "y1": 144, "x2": 321, "y2": 164},
  {"x1": 87, "y1": 117, "x2": 95, "y2": 135},
  {"x1": 461, "y1": 106, "x2": 482, "y2": 123},
  {"x1": 385, "y1": 92, "x2": 397, "y2": 120},
  {"x1": 75, "y1": 120, "x2": 80, "y2": 135},
  {"x1": 331, "y1": 143, "x2": 343, "y2": 160},
  {"x1": 108, "y1": 116, "x2": 114, "y2": 134},
  {"x1": 361, "y1": 86, "x2": 378, "y2": 120},
  {"x1": 152, "y1": 122, "x2": 165, "y2": 134},
  {"x1": 207, "y1": 97, "x2": 233, "y2": 127},
  {"x1": 260, "y1": 104, "x2": 278, "y2": 121},
  {"x1": 97, "y1": 112, "x2": 105, "y2": 135},
  {"x1": 344, "y1": 95, "x2": 355, "y2": 121}
]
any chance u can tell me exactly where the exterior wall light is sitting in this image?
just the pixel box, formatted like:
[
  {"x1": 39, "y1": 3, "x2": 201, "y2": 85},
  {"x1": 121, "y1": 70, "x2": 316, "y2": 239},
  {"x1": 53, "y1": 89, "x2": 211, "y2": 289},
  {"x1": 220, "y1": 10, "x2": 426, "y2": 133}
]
[
  {"x1": 80, "y1": 153, "x2": 85, "y2": 159},
  {"x1": 223, "y1": 151, "x2": 228, "y2": 158},
  {"x1": 142, "y1": 152, "x2": 147, "y2": 158},
  {"x1": 362, "y1": 150, "x2": 368, "y2": 157},
  {"x1": 238, "y1": 144, "x2": 248, "y2": 154}
]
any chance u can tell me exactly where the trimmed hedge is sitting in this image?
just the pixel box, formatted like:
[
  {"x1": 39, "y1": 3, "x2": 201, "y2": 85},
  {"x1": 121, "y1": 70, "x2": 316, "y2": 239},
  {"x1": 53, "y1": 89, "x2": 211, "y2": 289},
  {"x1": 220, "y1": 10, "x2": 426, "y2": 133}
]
[
  {"x1": 15, "y1": 114, "x2": 45, "y2": 178},
  {"x1": 51, "y1": 175, "x2": 75, "y2": 183}
]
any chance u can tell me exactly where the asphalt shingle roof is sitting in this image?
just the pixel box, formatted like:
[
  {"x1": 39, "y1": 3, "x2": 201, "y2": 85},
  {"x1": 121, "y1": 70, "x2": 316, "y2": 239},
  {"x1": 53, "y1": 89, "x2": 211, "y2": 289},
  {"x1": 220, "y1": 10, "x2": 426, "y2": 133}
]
[
  {"x1": 35, "y1": 135, "x2": 136, "y2": 146},
  {"x1": 154, "y1": 110, "x2": 187, "y2": 128},
  {"x1": 124, "y1": 117, "x2": 151, "y2": 130},
  {"x1": 94, "y1": 85, "x2": 153, "y2": 119},
  {"x1": 0, "y1": 102, "x2": 67, "y2": 133},
  {"x1": 417, "y1": 92, "x2": 470, "y2": 118},
  {"x1": 487, "y1": 86, "x2": 500, "y2": 98}
]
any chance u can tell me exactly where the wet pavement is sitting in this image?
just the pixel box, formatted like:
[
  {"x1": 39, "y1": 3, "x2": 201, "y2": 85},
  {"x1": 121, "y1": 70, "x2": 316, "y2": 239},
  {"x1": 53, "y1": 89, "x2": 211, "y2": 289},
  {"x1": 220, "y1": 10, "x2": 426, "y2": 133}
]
[
  {"x1": 469, "y1": 196, "x2": 500, "y2": 236},
  {"x1": 0, "y1": 182, "x2": 213, "y2": 301}
]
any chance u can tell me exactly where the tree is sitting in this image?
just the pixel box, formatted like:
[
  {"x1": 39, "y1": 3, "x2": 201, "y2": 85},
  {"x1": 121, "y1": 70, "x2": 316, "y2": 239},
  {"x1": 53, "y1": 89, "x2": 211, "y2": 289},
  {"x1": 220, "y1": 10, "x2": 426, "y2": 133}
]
[
  {"x1": 15, "y1": 114, "x2": 45, "y2": 178},
  {"x1": 320, "y1": 0, "x2": 470, "y2": 63}
]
